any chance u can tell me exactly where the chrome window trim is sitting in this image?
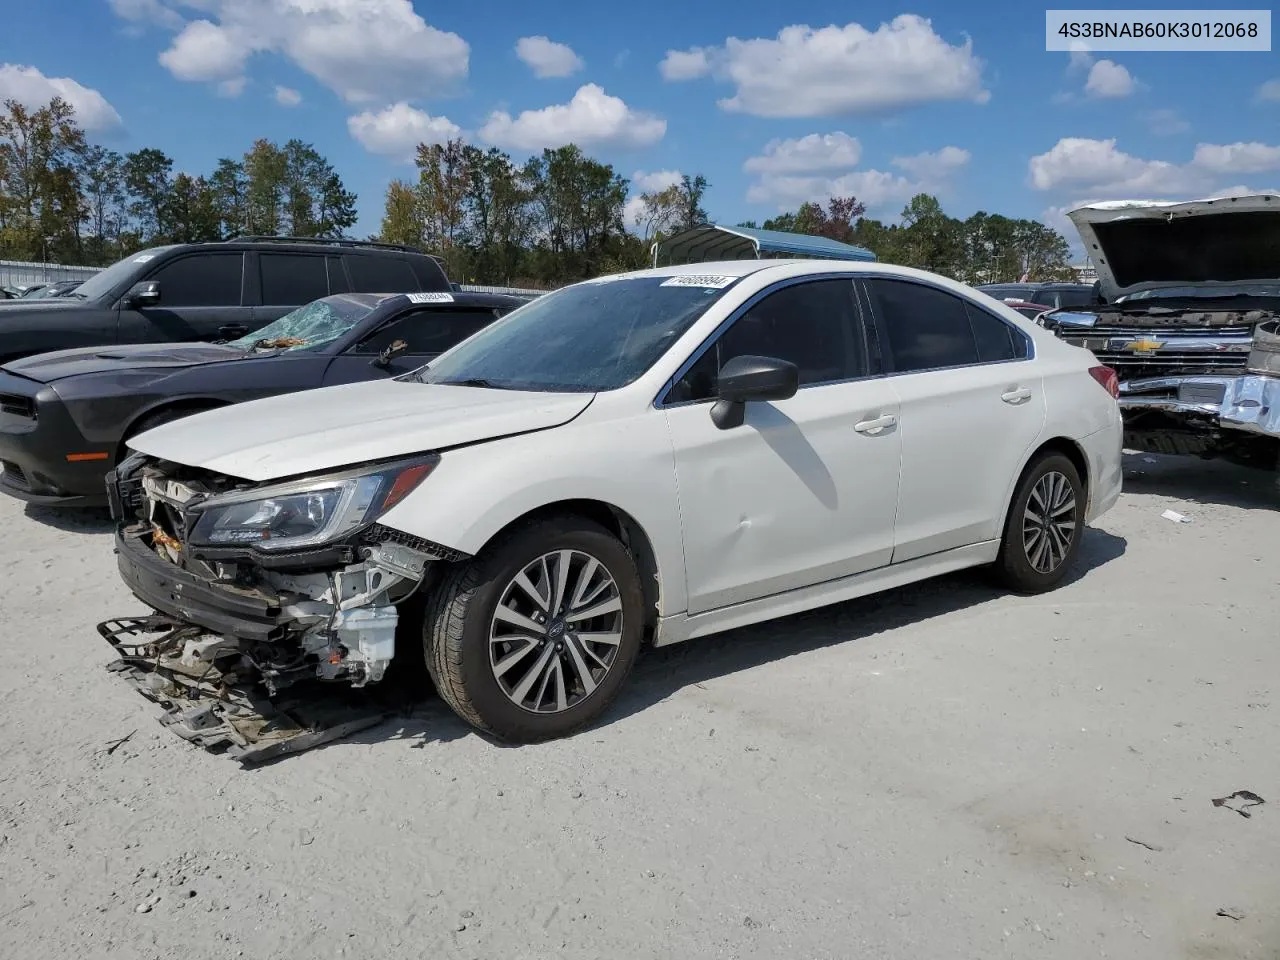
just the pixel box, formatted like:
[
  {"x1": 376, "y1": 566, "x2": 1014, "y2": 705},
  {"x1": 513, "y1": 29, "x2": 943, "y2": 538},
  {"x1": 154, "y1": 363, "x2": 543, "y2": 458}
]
[{"x1": 653, "y1": 272, "x2": 880, "y2": 409}]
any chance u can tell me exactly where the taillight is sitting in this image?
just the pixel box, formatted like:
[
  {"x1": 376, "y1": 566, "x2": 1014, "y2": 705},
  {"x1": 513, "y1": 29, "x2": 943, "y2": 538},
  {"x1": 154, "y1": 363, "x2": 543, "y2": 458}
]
[{"x1": 1088, "y1": 365, "x2": 1119, "y2": 399}]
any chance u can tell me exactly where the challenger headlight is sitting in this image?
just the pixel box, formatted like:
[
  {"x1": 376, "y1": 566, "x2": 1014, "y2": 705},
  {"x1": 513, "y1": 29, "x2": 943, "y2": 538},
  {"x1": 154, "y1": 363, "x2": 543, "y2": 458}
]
[{"x1": 187, "y1": 456, "x2": 438, "y2": 551}]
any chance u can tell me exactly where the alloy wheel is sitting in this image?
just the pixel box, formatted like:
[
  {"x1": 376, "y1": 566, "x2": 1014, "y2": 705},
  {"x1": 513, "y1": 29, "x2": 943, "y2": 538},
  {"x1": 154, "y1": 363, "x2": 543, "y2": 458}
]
[
  {"x1": 1022, "y1": 470, "x2": 1078, "y2": 574},
  {"x1": 488, "y1": 549, "x2": 625, "y2": 714}
]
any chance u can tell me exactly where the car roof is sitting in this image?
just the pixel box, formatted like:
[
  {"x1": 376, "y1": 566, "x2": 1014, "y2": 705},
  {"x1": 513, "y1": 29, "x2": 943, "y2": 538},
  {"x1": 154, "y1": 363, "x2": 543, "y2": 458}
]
[{"x1": 322, "y1": 291, "x2": 528, "y2": 310}]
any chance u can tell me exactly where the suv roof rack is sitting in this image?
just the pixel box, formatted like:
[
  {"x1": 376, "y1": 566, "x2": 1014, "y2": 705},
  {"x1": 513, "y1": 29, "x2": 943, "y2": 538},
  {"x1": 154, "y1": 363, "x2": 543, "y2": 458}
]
[{"x1": 223, "y1": 235, "x2": 426, "y2": 254}]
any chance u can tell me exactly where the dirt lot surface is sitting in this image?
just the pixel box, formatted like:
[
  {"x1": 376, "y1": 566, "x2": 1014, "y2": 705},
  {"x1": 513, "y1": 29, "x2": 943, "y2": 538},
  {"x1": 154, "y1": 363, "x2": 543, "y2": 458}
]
[{"x1": 1, "y1": 453, "x2": 1277, "y2": 960}]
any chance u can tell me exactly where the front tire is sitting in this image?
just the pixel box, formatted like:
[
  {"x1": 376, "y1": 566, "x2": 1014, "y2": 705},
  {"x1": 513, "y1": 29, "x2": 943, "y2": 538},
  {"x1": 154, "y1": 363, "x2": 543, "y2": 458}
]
[
  {"x1": 422, "y1": 515, "x2": 646, "y2": 742},
  {"x1": 994, "y1": 452, "x2": 1085, "y2": 593}
]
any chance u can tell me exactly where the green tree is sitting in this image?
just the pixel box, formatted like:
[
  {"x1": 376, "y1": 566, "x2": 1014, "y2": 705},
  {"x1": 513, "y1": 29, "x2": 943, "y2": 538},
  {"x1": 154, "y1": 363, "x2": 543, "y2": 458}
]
[
  {"x1": 123, "y1": 147, "x2": 174, "y2": 243},
  {"x1": 0, "y1": 96, "x2": 88, "y2": 260},
  {"x1": 378, "y1": 179, "x2": 424, "y2": 248},
  {"x1": 282, "y1": 139, "x2": 356, "y2": 237},
  {"x1": 210, "y1": 158, "x2": 248, "y2": 237},
  {"x1": 79, "y1": 144, "x2": 126, "y2": 263},
  {"x1": 166, "y1": 173, "x2": 222, "y2": 242},
  {"x1": 415, "y1": 137, "x2": 471, "y2": 275},
  {"x1": 462, "y1": 145, "x2": 532, "y2": 283},
  {"x1": 243, "y1": 138, "x2": 288, "y2": 235},
  {"x1": 674, "y1": 173, "x2": 709, "y2": 231}
]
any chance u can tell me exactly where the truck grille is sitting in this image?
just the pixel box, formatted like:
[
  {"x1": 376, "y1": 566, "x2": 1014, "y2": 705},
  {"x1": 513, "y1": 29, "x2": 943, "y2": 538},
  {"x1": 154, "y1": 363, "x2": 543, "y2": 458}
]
[
  {"x1": 0, "y1": 393, "x2": 35, "y2": 419},
  {"x1": 1062, "y1": 325, "x2": 1253, "y2": 378}
]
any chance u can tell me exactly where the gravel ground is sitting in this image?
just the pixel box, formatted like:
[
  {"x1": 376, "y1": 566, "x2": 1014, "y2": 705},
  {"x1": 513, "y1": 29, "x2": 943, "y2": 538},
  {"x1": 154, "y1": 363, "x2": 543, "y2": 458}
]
[{"x1": 0, "y1": 452, "x2": 1277, "y2": 960}]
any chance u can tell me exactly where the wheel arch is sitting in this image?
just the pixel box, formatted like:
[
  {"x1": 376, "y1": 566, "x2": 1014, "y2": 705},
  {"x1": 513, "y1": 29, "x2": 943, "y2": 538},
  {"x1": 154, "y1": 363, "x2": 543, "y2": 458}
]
[
  {"x1": 467, "y1": 499, "x2": 663, "y2": 639},
  {"x1": 999, "y1": 435, "x2": 1091, "y2": 532}
]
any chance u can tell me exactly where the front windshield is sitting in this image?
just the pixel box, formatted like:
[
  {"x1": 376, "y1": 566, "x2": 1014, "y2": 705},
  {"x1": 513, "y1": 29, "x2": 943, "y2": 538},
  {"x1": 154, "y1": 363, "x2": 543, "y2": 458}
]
[
  {"x1": 417, "y1": 275, "x2": 738, "y2": 392},
  {"x1": 66, "y1": 246, "x2": 175, "y2": 301},
  {"x1": 230, "y1": 296, "x2": 378, "y2": 351}
]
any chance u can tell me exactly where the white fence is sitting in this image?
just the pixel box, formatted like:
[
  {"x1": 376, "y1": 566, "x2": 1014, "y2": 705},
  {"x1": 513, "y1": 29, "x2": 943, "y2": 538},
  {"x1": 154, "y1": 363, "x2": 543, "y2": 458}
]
[
  {"x1": 0, "y1": 260, "x2": 104, "y2": 288},
  {"x1": 0, "y1": 258, "x2": 547, "y2": 298}
]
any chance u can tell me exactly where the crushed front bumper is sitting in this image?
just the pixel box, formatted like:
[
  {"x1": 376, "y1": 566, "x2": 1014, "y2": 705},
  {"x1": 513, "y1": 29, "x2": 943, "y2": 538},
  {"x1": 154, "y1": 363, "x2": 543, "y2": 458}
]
[
  {"x1": 98, "y1": 616, "x2": 389, "y2": 764},
  {"x1": 1120, "y1": 373, "x2": 1280, "y2": 439}
]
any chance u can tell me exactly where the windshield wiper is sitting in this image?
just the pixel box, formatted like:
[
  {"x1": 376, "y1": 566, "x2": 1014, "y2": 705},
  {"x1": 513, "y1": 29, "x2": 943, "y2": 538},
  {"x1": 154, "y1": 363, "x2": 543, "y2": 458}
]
[{"x1": 436, "y1": 377, "x2": 501, "y2": 388}]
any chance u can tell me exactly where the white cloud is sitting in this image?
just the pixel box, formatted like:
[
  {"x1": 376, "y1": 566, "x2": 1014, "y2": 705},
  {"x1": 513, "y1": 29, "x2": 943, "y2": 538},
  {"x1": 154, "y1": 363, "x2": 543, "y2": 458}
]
[
  {"x1": 515, "y1": 36, "x2": 584, "y2": 78},
  {"x1": 1256, "y1": 79, "x2": 1280, "y2": 102},
  {"x1": 1142, "y1": 108, "x2": 1189, "y2": 135},
  {"x1": 743, "y1": 133, "x2": 862, "y2": 174},
  {"x1": 132, "y1": 0, "x2": 469, "y2": 104},
  {"x1": 1193, "y1": 142, "x2": 1280, "y2": 175},
  {"x1": 632, "y1": 169, "x2": 683, "y2": 192},
  {"x1": 217, "y1": 77, "x2": 247, "y2": 98},
  {"x1": 348, "y1": 102, "x2": 461, "y2": 160},
  {"x1": 0, "y1": 63, "x2": 122, "y2": 131},
  {"x1": 274, "y1": 85, "x2": 302, "y2": 107},
  {"x1": 1084, "y1": 59, "x2": 1135, "y2": 98},
  {"x1": 658, "y1": 47, "x2": 714, "y2": 80},
  {"x1": 158, "y1": 19, "x2": 249, "y2": 82},
  {"x1": 1206, "y1": 184, "x2": 1280, "y2": 199},
  {"x1": 662, "y1": 16, "x2": 988, "y2": 118},
  {"x1": 623, "y1": 196, "x2": 647, "y2": 230},
  {"x1": 109, "y1": 0, "x2": 182, "y2": 28},
  {"x1": 891, "y1": 145, "x2": 970, "y2": 180},
  {"x1": 1028, "y1": 138, "x2": 1207, "y2": 195},
  {"x1": 479, "y1": 84, "x2": 666, "y2": 151}
]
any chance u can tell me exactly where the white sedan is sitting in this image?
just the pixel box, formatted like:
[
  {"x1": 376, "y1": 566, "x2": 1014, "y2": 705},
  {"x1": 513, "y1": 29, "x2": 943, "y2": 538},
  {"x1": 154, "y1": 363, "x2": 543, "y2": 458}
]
[{"x1": 110, "y1": 259, "x2": 1123, "y2": 746}]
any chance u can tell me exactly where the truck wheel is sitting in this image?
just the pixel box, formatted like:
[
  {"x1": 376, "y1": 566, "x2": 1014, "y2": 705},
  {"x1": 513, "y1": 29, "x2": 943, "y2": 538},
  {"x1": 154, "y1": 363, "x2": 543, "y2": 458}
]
[
  {"x1": 993, "y1": 452, "x2": 1085, "y2": 594},
  {"x1": 422, "y1": 515, "x2": 646, "y2": 743}
]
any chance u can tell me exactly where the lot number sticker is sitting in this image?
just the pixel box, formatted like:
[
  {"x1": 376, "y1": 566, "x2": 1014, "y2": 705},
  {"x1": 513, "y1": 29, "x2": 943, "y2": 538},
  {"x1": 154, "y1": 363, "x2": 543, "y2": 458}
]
[
  {"x1": 660, "y1": 275, "x2": 736, "y2": 289},
  {"x1": 407, "y1": 292, "x2": 454, "y2": 303}
]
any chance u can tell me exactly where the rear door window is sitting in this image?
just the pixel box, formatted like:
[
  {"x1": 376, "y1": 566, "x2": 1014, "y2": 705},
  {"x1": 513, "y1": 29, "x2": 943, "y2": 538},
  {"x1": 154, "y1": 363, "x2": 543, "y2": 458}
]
[
  {"x1": 865, "y1": 278, "x2": 979, "y2": 372},
  {"x1": 347, "y1": 256, "x2": 419, "y2": 293},
  {"x1": 149, "y1": 253, "x2": 243, "y2": 307},
  {"x1": 260, "y1": 253, "x2": 330, "y2": 305}
]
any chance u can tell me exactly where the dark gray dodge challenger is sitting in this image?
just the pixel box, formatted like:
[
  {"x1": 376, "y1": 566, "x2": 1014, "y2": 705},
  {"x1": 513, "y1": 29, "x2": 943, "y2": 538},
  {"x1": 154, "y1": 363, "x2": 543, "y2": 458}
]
[{"x1": 0, "y1": 290, "x2": 528, "y2": 507}]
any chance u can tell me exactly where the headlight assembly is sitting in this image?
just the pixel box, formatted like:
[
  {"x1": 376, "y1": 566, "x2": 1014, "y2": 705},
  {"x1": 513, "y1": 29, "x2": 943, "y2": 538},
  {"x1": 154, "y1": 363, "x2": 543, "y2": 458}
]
[{"x1": 186, "y1": 456, "x2": 438, "y2": 552}]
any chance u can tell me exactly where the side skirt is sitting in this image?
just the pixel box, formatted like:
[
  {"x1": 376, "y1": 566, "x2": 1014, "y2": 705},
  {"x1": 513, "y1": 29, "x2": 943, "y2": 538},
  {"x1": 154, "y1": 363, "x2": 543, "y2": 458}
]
[{"x1": 652, "y1": 540, "x2": 999, "y2": 647}]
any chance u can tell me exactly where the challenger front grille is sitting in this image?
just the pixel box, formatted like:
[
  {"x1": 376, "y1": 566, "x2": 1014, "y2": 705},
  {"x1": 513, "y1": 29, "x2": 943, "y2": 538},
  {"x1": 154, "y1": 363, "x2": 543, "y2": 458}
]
[
  {"x1": 0, "y1": 393, "x2": 35, "y2": 419},
  {"x1": 1, "y1": 460, "x2": 29, "y2": 489}
]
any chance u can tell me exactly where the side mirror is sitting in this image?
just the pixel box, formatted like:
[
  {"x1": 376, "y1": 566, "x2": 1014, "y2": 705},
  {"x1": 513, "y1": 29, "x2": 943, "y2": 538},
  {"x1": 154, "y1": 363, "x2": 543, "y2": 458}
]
[
  {"x1": 710, "y1": 354, "x2": 799, "y2": 430},
  {"x1": 125, "y1": 280, "x2": 161, "y2": 307},
  {"x1": 372, "y1": 339, "x2": 409, "y2": 368}
]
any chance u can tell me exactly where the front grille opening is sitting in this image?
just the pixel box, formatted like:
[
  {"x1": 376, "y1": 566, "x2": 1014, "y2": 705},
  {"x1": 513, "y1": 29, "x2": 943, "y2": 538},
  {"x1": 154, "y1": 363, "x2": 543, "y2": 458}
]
[
  {"x1": 0, "y1": 394, "x2": 35, "y2": 419},
  {"x1": 0, "y1": 460, "x2": 28, "y2": 489}
]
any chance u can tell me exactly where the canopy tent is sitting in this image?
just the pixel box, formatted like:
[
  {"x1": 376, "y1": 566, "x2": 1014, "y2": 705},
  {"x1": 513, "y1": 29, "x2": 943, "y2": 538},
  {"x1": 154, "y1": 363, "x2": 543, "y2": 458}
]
[{"x1": 652, "y1": 224, "x2": 877, "y2": 267}]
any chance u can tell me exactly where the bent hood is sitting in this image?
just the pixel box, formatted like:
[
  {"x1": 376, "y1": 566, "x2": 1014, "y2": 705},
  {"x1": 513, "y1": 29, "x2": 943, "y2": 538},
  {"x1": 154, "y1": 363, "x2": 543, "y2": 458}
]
[
  {"x1": 127, "y1": 378, "x2": 595, "y2": 482},
  {"x1": 2, "y1": 342, "x2": 243, "y2": 383},
  {"x1": 1068, "y1": 194, "x2": 1280, "y2": 302}
]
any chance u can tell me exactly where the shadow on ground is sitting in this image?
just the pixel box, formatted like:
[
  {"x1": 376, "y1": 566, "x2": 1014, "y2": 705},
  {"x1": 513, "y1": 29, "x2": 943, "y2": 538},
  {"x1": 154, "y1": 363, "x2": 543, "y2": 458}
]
[
  {"x1": 246, "y1": 526, "x2": 1127, "y2": 763},
  {"x1": 23, "y1": 504, "x2": 114, "y2": 534},
  {"x1": 1122, "y1": 452, "x2": 1278, "y2": 512}
]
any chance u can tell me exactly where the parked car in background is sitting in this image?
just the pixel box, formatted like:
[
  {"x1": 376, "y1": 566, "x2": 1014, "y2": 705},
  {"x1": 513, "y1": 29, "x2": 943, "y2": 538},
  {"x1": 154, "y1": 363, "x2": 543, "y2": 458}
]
[
  {"x1": 0, "y1": 290, "x2": 525, "y2": 507},
  {"x1": 18, "y1": 279, "x2": 83, "y2": 299},
  {"x1": 14, "y1": 283, "x2": 49, "y2": 299},
  {"x1": 1039, "y1": 194, "x2": 1280, "y2": 472},
  {"x1": 103, "y1": 259, "x2": 1123, "y2": 756},
  {"x1": 996, "y1": 298, "x2": 1051, "y2": 321},
  {"x1": 0, "y1": 236, "x2": 452, "y2": 365},
  {"x1": 977, "y1": 282, "x2": 1098, "y2": 311}
]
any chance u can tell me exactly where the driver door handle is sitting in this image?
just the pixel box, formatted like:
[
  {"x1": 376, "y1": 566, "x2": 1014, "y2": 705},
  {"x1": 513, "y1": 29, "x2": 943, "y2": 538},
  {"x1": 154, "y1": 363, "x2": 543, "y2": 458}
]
[
  {"x1": 1001, "y1": 386, "x2": 1033, "y2": 404},
  {"x1": 854, "y1": 414, "x2": 897, "y2": 434}
]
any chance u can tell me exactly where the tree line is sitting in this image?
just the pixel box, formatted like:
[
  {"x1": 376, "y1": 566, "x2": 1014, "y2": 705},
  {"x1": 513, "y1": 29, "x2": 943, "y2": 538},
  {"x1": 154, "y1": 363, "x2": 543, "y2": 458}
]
[
  {"x1": 0, "y1": 97, "x2": 357, "y2": 266},
  {"x1": 1, "y1": 97, "x2": 1072, "y2": 288}
]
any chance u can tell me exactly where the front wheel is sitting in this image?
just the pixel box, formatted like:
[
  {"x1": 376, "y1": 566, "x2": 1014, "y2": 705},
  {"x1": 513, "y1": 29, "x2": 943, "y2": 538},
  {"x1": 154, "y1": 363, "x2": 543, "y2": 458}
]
[
  {"x1": 422, "y1": 515, "x2": 646, "y2": 742},
  {"x1": 993, "y1": 452, "x2": 1085, "y2": 593}
]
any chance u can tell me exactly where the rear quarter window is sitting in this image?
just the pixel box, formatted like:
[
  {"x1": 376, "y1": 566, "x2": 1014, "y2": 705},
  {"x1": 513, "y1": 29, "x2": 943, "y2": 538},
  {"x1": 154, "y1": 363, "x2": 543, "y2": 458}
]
[{"x1": 347, "y1": 256, "x2": 419, "y2": 293}]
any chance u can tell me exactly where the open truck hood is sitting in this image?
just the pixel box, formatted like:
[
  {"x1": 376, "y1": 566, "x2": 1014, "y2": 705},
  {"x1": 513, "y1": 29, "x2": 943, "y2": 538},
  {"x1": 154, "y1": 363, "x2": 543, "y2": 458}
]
[
  {"x1": 126, "y1": 378, "x2": 595, "y2": 482},
  {"x1": 1068, "y1": 194, "x2": 1280, "y2": 303}
]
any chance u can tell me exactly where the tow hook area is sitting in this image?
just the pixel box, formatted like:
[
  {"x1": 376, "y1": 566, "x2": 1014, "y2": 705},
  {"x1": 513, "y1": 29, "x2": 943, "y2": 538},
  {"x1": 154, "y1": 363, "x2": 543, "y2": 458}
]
[{"x1": 98, "y1": 616, "x2": 393, "y2": 764}]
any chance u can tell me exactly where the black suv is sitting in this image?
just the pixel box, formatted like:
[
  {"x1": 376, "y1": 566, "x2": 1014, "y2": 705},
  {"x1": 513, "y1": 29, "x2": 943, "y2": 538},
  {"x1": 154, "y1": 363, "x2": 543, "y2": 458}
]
[{"x1": 0, "y1": 237, "x2": 452, "y2": 364}]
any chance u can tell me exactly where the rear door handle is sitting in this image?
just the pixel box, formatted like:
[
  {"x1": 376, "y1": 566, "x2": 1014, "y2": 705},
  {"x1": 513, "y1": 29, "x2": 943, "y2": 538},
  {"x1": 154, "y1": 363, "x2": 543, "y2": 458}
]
[
  {"x1": 854, "y1": 414, "x2": 897, "y2": 434},
  {"x1": 1001, "y1": 387, "x2": 1033, "y2": 404}
]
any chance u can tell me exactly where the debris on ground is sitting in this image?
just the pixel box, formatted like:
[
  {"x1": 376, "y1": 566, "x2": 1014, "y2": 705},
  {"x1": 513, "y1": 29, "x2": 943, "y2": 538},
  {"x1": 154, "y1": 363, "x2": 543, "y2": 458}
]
[
  {"x1": 1211, "y1": 790, "x2": 1265, "y2": 818},
  {"x1": 1216, "y1": 908, "x2": 1245, "y2": 921},
  {"x1": 1161, "y1": 509, "x2": 1193, "y2": 523},
  {"x1": 1125, "y1": 835, "x2": 1163, "y2": 852},
  {"x1": 103, "y1": 730, "x2": 136, "y2": 756}
]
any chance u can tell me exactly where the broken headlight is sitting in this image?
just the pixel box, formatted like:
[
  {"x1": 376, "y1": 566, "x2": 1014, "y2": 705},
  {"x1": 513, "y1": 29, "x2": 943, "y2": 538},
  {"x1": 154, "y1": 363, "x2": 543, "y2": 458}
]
[{"x1": 186, "y1": 456, "x2": 438, "y2": 552}]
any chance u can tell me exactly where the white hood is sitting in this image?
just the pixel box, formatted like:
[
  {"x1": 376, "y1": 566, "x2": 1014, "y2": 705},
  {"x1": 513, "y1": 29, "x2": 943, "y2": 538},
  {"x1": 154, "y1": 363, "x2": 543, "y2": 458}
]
[
  {"x1": 128, "y1": 378, "x2": 594, "y2": 481},
  {"x1": 1068, "y1": 193, "x2": 1280, "y2": 302}
]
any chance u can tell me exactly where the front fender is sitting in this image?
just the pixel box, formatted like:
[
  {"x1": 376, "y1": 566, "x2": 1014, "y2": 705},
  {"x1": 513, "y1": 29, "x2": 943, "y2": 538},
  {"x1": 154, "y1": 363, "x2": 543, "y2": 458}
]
[{"x1": 377, "y1": 411, "x2": 689, "y2": 616}]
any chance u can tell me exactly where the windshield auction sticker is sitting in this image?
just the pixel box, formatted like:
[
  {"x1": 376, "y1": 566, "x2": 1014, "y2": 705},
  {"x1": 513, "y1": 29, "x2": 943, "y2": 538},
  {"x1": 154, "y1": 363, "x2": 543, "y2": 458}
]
[
  {"x1": 1046, "y1": 9, "x2": 1271, "y2": 51},
  {"x1": 660, "y1": 275, "x2": 737, "y2": 288}
]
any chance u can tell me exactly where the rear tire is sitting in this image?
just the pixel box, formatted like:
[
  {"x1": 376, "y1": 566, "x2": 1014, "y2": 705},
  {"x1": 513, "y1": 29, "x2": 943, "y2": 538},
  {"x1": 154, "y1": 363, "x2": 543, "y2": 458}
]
[
  {"x1": 993, "y1": 452, "x2": 1085, "y2": 594},
  {"x1": 422, "y1": 515, "x2": 646, "y2": 743}
]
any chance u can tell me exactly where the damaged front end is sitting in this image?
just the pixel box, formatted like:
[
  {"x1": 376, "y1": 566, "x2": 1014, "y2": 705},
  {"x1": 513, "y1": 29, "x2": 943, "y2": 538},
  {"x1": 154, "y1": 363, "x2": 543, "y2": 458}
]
[
  {"x1": 1041, "y1": 308, "x2": 1280, "y2": 468},
  {"x1": 101, "y1": 451, "x2": 464, "y2": 761}
]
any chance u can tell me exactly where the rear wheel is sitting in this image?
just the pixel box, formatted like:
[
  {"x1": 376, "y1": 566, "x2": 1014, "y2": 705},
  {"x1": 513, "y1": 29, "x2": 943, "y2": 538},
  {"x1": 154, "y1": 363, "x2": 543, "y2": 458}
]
[
  {"x1": 994, "y1": 452, "x2": 1085, "y2": 593},
  {"x1": 422, "y1": 515, "x2": 646, "y2": 742}
]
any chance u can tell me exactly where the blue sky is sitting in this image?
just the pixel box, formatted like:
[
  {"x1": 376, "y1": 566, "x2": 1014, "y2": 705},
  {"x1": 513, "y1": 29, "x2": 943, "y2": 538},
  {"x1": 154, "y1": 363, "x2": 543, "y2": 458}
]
[{"x1": 3, "y1": 0, "x2": 1278, "y2": 250}]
